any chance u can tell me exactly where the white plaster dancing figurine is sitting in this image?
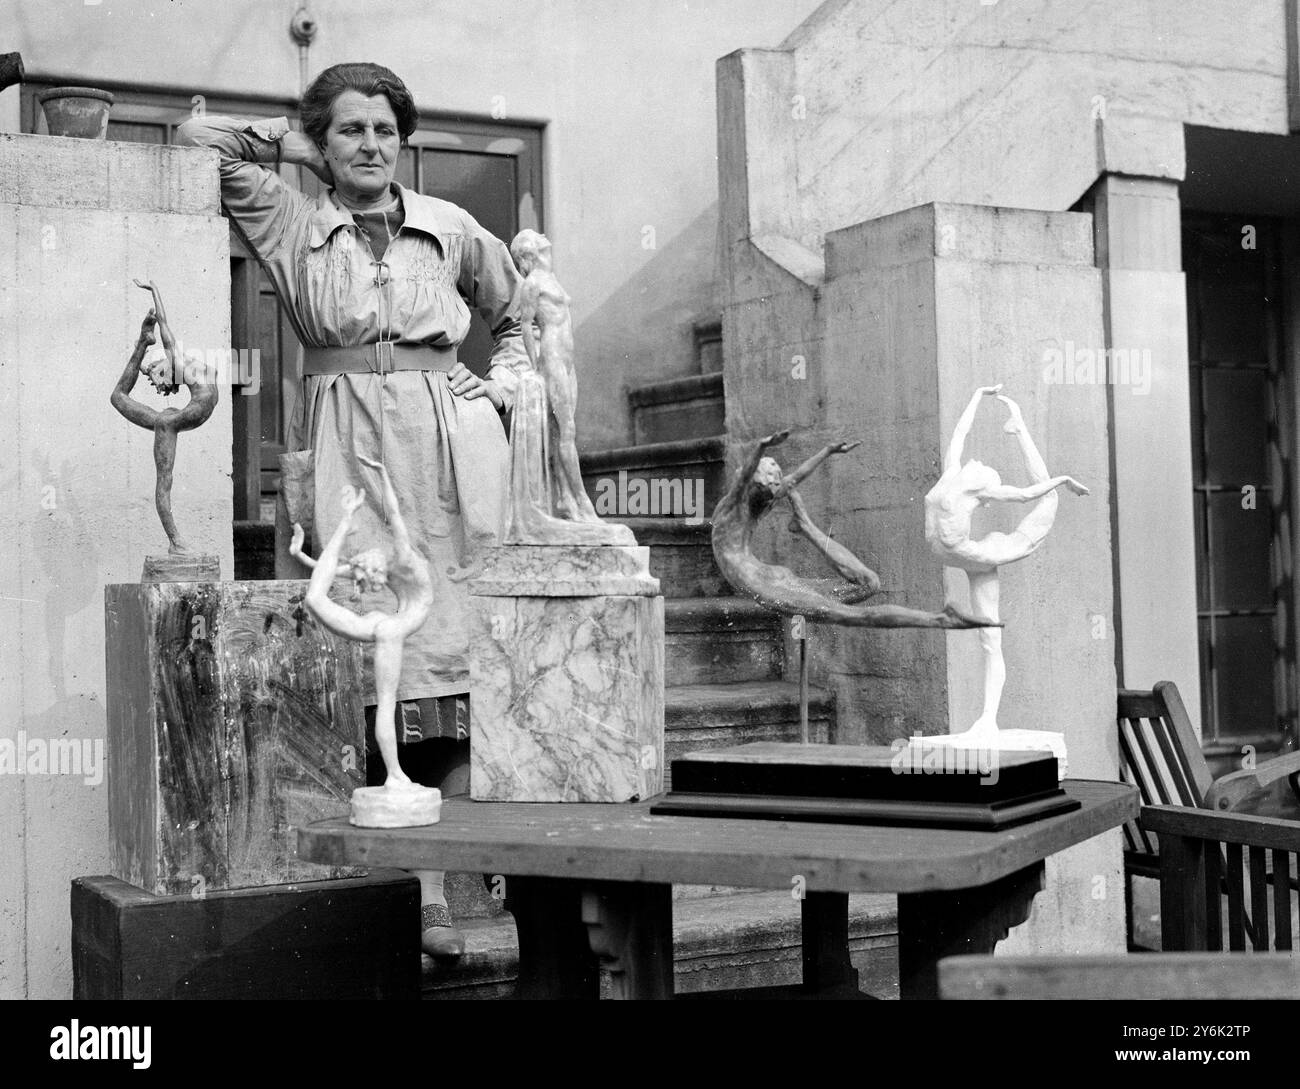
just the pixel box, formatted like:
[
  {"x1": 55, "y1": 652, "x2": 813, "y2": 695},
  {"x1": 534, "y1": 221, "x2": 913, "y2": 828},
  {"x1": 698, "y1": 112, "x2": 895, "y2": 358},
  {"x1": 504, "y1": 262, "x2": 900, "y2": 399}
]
[
  {"x1": 924, "y1": 386, "x2": 1089, "y2": 739},
  {"x1": 290, "y1": 455, "x2": 441, "y2": 826}
]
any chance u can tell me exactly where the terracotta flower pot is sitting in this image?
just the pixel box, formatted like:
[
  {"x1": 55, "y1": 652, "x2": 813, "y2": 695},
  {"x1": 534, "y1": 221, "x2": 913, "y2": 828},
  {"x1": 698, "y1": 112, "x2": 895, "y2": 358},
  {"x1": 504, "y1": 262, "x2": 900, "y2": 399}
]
[{"x1": 37, "y1": 86, "x2": 114, "y2": 139}]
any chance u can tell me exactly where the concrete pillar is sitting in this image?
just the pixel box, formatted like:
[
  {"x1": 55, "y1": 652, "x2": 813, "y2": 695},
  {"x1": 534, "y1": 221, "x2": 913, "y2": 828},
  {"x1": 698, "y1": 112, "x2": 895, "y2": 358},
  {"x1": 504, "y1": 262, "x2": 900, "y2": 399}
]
[
  {"x1": 1089, "y1": 174, "x2": 1201, "y2": 724},
  {"x1": 0, "y1": 133, "x2": 231, "y2": 997}
]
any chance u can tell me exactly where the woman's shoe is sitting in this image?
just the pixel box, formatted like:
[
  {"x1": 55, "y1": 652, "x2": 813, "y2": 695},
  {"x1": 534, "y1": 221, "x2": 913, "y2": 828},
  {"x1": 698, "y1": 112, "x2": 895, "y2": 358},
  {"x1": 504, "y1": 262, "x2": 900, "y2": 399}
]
[{"x1": 421, "y1": 902, "x2": 465, "y2": 959}]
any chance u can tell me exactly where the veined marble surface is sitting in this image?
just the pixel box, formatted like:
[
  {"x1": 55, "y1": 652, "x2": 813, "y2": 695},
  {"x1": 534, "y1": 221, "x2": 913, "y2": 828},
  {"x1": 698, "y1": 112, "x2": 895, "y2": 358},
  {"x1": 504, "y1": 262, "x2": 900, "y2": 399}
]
[
  {"x1": 471, "y1": 593, "x2": 665, "y2": 802},
  {"x1": 471, "y1": 543, "x2": 659, "y2": 598}
]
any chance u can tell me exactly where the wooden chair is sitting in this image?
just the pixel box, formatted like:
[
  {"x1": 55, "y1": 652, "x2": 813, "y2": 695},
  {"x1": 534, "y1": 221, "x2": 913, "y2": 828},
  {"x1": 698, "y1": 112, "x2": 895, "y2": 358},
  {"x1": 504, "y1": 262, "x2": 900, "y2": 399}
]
[
  {"x1": 1144, "y1": 804, "x2": 1299, "y2": 954},
  {"x1": 939, "y1": 952, "x2": 1299, "y2": 1000},
  {"x1": 1117, "y1": 681, "x2": 1300, "y2": 948}
]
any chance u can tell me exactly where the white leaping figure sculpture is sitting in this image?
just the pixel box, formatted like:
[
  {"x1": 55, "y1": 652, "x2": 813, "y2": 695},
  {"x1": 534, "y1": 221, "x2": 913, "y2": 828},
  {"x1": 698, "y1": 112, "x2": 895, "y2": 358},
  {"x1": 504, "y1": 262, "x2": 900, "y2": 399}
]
[{"x1": 924, "y1": 386, "x2": 1089, "y2": 761}]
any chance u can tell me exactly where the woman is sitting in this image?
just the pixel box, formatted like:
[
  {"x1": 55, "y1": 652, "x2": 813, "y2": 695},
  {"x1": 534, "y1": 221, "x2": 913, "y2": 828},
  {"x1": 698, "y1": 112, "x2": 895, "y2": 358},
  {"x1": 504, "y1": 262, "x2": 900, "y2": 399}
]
[{"x1": 178, "y1": 62, "x2": 527, "y2": 957}]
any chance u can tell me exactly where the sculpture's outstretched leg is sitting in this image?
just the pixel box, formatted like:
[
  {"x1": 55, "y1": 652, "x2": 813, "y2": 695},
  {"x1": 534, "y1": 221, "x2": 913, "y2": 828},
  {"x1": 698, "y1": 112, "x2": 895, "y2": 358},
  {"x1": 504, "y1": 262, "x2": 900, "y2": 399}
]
[{"x1": 1001, "y1": 395, "x2": 1061, "y2": 554}]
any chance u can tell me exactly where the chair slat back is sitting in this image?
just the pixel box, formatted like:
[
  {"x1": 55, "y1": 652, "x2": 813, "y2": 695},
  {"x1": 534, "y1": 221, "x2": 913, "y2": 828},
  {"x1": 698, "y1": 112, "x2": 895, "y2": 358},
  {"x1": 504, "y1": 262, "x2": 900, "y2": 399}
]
[{"x1": 1117, "y1": 682, "x2": 1215, "y2": 865}]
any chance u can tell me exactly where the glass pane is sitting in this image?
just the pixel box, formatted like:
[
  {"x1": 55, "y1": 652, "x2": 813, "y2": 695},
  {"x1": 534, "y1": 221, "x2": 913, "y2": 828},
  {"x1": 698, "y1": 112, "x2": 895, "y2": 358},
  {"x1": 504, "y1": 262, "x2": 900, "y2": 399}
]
[
  {"x1": 1193, "y1": 492, "x2": 1210, "y2": 611},
  {"x1": 1184, "y1": 247, "x2": 1201, "y2": 361},
  {"x1": 394, "y1": 146, "x2": 416, "y2": 190},
  {"x1": 1209, "y1": 614, "x2": 1277, "y2": 738},
  {"x1": 1193, "y1": 240, "x2": 1266, "y2": 364},
  {"x1": 1189, "y1": 367, "x2": 1205, "y2": 483},
  {"x1": 1201, "y1": 367, "x2": 1268, "y2": 485},
  {"x1": 1206, "y1": 491, "x2": 1274, "y2": 611},
  {"x1": 107, "y1": 121, "x2": 167, "y2": 144},
  {"x1": 1198, "y1": 617, "x2": 1216, "y2": 737},
  {"x1": 257, "y1": 289, "x2": 281, "y2": 446},
  {"x1": 421, "y1": 150, "x2": 516, "y2": 242}
]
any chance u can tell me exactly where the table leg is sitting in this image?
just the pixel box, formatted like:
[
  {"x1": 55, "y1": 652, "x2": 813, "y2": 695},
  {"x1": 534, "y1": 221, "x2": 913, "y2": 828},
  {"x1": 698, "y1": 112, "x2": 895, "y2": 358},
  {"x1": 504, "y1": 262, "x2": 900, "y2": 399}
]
[
  {"x1": 581, "y1": 881, "x2": 674, "y2": 1000},
  {"x1": 896, "y1": 862, "x2": 1045, "y2": 1000},
  {"x1": 503, "y1": 875, "x2": 600, "y2": 1000},
  {"x1": 801, "y1": 891, "x2": 860, "y2": 994}
]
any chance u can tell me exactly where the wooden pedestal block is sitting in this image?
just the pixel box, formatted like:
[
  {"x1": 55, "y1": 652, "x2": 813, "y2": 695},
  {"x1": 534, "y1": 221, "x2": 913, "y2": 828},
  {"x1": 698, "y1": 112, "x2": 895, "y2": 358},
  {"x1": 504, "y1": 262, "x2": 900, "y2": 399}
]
[
  {"x1": 72, "y1": 872, "x2": 420, "y2": 999},
  {"x1": 105, "y1": 580, "x2": 366, "y2": 895}
]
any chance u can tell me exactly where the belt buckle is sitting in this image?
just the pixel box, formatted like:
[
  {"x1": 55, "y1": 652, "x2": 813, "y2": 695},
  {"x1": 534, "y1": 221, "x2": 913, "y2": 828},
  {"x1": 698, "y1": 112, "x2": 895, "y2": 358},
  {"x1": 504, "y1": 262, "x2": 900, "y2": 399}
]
[{"x1": 374, "y1": 341, "x2": 395, "y2": 376}]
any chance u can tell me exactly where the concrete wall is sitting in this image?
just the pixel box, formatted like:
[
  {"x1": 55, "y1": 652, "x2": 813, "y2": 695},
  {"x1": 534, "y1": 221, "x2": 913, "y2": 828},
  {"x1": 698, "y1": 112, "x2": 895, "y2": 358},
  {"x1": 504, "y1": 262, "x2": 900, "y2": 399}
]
[
  {"x1": 0, "y1": 134, "x2": 232, "y2": 999},
  {"x1": 783, "y1": 0, "x2": 1287, "y2": 238},
  {"x1": 1, "y1": 0, "x2": 820, "y2": 449}
]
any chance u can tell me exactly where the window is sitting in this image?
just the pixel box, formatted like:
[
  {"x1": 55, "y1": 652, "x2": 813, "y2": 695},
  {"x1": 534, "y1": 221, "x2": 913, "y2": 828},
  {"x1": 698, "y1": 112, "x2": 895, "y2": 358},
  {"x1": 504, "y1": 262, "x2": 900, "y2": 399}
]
[{"x1": 1183, "y1": 213, "x2": 1297, "y2": 756}]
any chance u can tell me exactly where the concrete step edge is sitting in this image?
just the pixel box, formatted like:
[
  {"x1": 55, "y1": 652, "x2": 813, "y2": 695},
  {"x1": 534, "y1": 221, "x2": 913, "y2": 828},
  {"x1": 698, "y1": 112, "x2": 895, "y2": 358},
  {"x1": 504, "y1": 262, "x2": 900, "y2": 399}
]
[
  {"x1": 665, "y1": 680, "x2": 834, "y2": 714},
  {"x1": 422, "y1": 890, "x2": 898, "y2": 994},
  {"x1": 580, "y1": 434, "x2": 726, "y2": 473},
  {"x1": 628, "y1": 371, "x2": 725, "y2": 409},
  {"x1": 613, "y1": 516, "x2": 716, "y2": 543},
  {"x1": 664, "y1": 596, "x2": 781, "y2": 631}
]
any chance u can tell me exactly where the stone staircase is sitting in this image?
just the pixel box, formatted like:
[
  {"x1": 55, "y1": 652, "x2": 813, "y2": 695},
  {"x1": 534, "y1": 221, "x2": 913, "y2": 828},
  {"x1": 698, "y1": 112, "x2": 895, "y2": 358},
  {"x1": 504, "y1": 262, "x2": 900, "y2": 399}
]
[{"x1": 423, "y1": 319, "x2": 901, "y2": 998}]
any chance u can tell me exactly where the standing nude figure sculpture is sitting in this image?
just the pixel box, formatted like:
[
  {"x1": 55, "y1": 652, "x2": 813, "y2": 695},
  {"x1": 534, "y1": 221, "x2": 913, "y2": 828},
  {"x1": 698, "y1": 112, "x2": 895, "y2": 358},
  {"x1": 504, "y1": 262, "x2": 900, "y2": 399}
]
[
  {"x1": 712, "y1": 430, "x2": 992, "y2": 629},
  {"x1": 111, "y1": 281, "x2": 218, "y2": 566},
  {"x1": 505, "y1": 229, "x2": 631, "y2": 545},
  {"x1": 290, "y1": 455, "x2": 441, "y2": 825},
  {"x1": 924, "y1": 386, "x2": 1089, "y2": 738}
]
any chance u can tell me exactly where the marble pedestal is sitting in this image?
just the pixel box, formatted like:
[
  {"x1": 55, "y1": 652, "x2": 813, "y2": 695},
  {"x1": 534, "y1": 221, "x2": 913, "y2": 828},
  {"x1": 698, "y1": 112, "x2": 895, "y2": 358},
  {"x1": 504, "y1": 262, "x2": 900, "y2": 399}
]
[
  {"x1": 104, "y1": 580, "x2": 366, "y2": 894},
  {"x1": 470, "y1": 544, "x2": 664, "y2": 801}
]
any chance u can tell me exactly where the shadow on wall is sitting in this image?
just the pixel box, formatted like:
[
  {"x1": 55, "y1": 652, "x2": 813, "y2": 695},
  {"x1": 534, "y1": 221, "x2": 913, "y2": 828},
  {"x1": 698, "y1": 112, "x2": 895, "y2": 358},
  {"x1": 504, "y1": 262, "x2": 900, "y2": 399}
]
[
  {"x1": 25, "y1": 449, "x2": 103, "y2": 702},
  {"x1": 574, "y1": 203, "x2": 723, "y2": 452}
]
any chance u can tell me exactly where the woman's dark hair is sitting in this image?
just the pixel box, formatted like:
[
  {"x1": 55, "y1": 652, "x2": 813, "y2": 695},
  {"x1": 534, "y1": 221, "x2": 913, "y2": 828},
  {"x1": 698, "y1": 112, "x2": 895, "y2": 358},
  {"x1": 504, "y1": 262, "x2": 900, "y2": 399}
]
[{"x1": 300, "y1": 62, "x2": 418, "y2": 146}]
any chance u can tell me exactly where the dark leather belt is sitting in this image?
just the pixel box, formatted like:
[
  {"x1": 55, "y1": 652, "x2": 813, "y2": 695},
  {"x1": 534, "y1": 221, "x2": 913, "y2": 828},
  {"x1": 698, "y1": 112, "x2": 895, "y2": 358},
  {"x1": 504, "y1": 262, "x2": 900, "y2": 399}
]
[{"x1": 301, "y1": 342, "x2": 457, "y2": 376}]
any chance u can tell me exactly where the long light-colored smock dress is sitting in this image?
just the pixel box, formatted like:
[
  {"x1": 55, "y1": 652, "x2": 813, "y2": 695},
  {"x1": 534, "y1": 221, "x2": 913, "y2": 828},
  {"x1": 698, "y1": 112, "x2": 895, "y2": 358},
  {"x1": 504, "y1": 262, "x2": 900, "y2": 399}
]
[{"x1": 178, "y1": 115, "x2": 525, "y2": 716}]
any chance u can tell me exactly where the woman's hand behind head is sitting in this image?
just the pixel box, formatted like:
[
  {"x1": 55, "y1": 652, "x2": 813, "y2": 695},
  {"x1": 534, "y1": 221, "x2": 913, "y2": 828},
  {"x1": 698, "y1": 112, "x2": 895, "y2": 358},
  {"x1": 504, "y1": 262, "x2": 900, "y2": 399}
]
[{"x1": 279, "y1": 130, "x2": 334, "y2": 185}]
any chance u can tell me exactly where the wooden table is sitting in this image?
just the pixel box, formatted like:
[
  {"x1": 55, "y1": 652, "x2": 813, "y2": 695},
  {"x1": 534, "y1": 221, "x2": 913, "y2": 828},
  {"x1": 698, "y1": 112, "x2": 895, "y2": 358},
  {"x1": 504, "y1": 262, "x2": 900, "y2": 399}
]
[{"x1": 297, "y1": 779, "x2": 1136, "y2": 999}]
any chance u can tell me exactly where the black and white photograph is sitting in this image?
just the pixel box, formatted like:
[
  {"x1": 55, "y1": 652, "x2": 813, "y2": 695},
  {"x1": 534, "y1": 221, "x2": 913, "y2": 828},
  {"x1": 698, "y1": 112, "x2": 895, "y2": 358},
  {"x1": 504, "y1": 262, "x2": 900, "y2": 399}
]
[{"x1": 1, "y1": 0, "x2": 1298, "y2": 1060}]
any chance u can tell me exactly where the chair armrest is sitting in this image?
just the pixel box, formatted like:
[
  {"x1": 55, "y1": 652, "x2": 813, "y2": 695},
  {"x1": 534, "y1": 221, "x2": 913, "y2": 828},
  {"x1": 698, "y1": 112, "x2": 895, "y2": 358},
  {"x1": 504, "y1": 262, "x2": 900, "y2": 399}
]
[{"x1": 1203, "y1": 749, "x2": 1300, "y2": 811}]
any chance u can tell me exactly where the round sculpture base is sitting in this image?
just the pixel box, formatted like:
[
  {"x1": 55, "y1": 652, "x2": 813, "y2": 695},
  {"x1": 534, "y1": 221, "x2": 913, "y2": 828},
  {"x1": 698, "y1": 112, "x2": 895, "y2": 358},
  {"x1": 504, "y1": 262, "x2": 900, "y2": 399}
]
[
  {"x1": 910, "y1": 728, "x2": 1068, "y2": 781},
  {"x1": 349, "y1": 784, "x2": 442, "y2": 828}
]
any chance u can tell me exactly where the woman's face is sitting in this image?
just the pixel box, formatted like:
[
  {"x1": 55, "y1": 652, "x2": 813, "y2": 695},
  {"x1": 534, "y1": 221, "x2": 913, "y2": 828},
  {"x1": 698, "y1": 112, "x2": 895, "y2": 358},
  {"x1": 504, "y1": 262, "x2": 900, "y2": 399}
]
[{"x1": 322, "y1": 90, "x2": 400, "y2": 204}]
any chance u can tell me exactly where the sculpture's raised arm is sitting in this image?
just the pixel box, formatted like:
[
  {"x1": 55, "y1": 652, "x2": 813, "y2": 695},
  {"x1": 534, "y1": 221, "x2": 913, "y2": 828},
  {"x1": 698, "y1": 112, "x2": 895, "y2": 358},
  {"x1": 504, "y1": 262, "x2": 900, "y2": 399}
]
[
  {"x1": 943, "y1": 384, "x2": 1003, "y2": 474},
  {"x1": 110, "y1": 310, "x2": 162, "y2": 431}
]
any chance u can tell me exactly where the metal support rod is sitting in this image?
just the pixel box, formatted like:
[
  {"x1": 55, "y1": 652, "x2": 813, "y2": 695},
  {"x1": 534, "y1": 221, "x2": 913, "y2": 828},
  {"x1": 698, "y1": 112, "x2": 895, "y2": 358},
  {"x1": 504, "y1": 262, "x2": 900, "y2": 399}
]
[{"x1": 796, "y1": 615, "x2": 809, "y2": 743}]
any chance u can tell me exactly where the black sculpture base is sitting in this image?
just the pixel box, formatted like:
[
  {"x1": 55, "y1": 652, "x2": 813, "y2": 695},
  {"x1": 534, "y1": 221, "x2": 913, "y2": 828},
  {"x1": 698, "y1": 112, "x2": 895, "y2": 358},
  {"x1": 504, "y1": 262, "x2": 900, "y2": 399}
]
[{"x1": 651, "y1": 742, "x2": 1080, "y2": 830}]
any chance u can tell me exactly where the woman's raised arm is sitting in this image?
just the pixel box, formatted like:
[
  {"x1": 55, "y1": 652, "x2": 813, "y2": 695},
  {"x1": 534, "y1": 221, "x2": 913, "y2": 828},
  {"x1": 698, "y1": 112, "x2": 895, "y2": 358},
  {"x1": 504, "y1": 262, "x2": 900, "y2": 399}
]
[{"x1": 176, "y1": 115, "x2": 314, "y2": 257}]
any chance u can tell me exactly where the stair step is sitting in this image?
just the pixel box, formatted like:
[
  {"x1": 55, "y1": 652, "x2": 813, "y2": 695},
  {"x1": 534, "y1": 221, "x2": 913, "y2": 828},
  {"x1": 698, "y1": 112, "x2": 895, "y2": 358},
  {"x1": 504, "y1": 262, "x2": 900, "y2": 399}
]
[
  {"x1": 629, "y1": 372, "x2": 725, "y2": 446},
  {"x1": 694, "y1": 316, "x2": 723, "y2": 375},
  {"x1": 421, "y1": 889, "x2": 899, "y2": 999},
  {"x1": 665, "y1": 596, "x2": 783, "y2": 685},
  {"x1": 443, "y1": 870, "x2": 507, "y2": 921},
  {"x1": 581, "y1": 435, "x2": 726, "y2": 520},
  {"x1": 665, "y1": 680, "x2": 833, "y2": 763},
  {"x1": 617, "y1": 517, "x2": 730, "y2": 598}
]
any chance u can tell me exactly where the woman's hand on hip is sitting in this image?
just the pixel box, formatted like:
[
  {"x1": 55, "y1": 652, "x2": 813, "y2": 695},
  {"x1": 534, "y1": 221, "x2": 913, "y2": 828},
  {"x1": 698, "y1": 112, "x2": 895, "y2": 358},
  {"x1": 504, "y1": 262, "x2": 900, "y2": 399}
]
[{"x1": 448, "y1": 363, "x2": 504, "y2": 410}]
